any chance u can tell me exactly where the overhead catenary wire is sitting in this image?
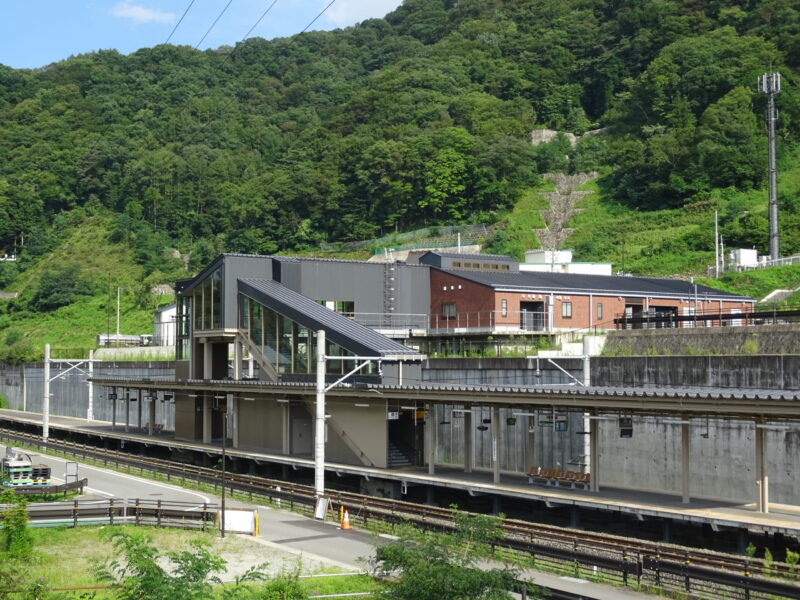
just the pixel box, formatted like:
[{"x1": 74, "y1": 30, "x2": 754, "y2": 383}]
[
  {"x1": 195, "y1": 0, "x2": 235, "y2": 49},
  {"x1": 166, "y1": 0, "x2": 197, "y2": 44},
  {"x1": 298, "y1": 0, "x2": 338, "y2": 35},
  {"x1": 241, "y1": 0, "x2": 280, "y2": 41}
]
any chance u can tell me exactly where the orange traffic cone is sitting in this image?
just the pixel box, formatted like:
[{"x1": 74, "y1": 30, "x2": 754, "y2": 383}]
[{"x1": 341, "y1": 509, "x2": 351, "y2": 530}]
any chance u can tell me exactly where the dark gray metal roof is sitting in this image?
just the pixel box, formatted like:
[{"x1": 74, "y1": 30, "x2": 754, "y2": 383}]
[
  {"x1": 238, "y1": 278, "x2": 422, "y2": 359},
  {"x1": 422, "y1": 251, "x2": 518, "y2": 262},
  {"x1": 373, "y1": 382, "x2": 800, "y2": 400},
  {"x1": 439, "y1": 269, "x2": 751, "y2": 301}
]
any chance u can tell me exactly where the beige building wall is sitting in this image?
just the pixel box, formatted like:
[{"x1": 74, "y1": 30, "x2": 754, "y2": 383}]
[
  {"x1": 325, "y1": 399, "x2": 388, "y2": 468},
  {"x1": 239, "y1": 399, "x2": 284, "y2": 452}
]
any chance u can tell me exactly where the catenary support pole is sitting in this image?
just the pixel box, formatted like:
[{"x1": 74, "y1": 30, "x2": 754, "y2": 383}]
[
  {"x1": 137, "y1": 389, "x2": 142, "y2": 429},
  {"x1": 43, "y1": 344, "x2": 50, "y2": 440},
  {"x1": 755, "y1": 421, "x2": 769, "y2": 513},
  {"x1": 589, "y1": 413, "x2": 599, "y2": 493},
  {"x1": 87, "y1": 349, "x2": 94, "y2": 421},
  {"x1": 681, "y1": 418, "x2": 690, "y2": 503},
  {"x1": 148, "y1": 394, "x2": 155, "y2": 436},
  {"x1": 492, "y1": 405, "x2": 501, "y2": 484},
  {"x1": 233, "y1": 341, "x2": 242, "y2": 381},
  {"x1": 315, "y1": 329, "x2": 326, "y2": 497},
  {"x1": 111, "y1": 386, "x2": 117, "y2": 431},
  {"x1": 426, "y1": 402, "x2": 435, "y2": 475},
  {"x1": 202, "y1": 395, "x2": 211, "y2": 444},
  {"x1": 464, "y1": 409, "x2": 473, "y2": 473}
]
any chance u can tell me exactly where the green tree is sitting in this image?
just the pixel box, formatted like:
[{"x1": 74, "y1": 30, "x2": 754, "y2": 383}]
[
  {"x1": 1, "y1": 488, "x2": 33, "y2": 559},
  {"x1": 372, "y1": 508, "x2": 529, "y2": 600},
  {"x1": 96, "y1": 532, "x2": 228, "y2": 600},
  {"x1": 30, "y1": 265, "x2": 93, "y2": 312}
]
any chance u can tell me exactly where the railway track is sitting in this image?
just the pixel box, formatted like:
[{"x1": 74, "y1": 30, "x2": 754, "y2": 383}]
[{"x1": 1, "y1": 426, "x2": 798, "y2": 592}]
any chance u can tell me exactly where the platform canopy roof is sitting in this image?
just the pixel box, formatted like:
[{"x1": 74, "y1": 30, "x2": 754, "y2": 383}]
[{"x1": 238, "y1": 278, "x2": 423, "y2": 361}]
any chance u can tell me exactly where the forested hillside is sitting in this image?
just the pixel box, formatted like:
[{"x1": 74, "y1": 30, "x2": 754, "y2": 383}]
[
  {"x1": 0, "y1": 0, "x2": 799, "y2": 358},
  {"x1": 1, "y1": 0, "x2": 798, "y2": 261}
]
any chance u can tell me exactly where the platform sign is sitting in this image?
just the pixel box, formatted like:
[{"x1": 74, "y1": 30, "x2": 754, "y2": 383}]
[
  {"x1": 219, "y1": 508, "x2": 259, "y2": 535},
  {"x1": 387, "y1": 411, "x2": 399, "y2": 420},
  {"x1": 314, "y1": 496, "x2": 330, "y2": 520},
  {"x1": 539, "y1": 416, "x2": 568, "y2": 431},
  {"x1": 65, "y1": 461, "x2": 79, "y2": 484},
  {"x1": 108, "y1": 393, "x2": 117, "y2": 400}
]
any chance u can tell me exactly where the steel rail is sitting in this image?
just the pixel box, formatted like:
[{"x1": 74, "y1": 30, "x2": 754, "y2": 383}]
[{"x1": 1, "y1": 426, "x2": 796, "y2": 586}]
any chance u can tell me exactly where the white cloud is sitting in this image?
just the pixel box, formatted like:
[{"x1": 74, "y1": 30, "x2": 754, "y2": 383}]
[
  {"x1": 111, "y1": 1, "x2": 175, "y2": 24},
  {"x1": 325, "y1": 0, "x2": 402, "y2": 26}
]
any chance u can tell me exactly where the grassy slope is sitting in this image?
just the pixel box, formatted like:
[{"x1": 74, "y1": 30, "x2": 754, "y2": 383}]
[
  {"x1": 561, "y1": 147, "x2": 800, "y2": 290},
  {"x1": 565, "y1": 176, "x2": 716, "y2": 276},
  {"x1": 696, "y1": 264, "x2": 800, "y2": 302},
  {"x1": 20, "y1": 525, "x2": 379, "y2": 595},
  {"x1": 0, "y1": 216, "x2": 173, "y2": 360}
]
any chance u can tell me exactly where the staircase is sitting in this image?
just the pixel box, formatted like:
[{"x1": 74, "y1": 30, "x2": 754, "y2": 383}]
[{"x1": 388, "y1": 441, "x2": 413, "y2": 468}]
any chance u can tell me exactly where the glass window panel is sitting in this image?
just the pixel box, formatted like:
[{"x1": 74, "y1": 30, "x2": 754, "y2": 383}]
[
  {"x1": 278, "y1": 314, "x2": 294, "y2": 373},
  {"x1": 326, "y1": 341, "x2": 342, "y2": 375},
  {"x1": 193, "y1": 291, "x2": 202, "y2": 330},
  {"x1": 211, "y1": 269, "x2": 222, "y2": 329},
  {"x1": 202, "y1": 277, "x2": 212, "y2": 329},
  {"x1": 251, "y1": 302, "x2": 263, "y2": 359},
  {"x1": 239, "y1": 294, "x2": 250, "y2": 331},
  {"x1": 264, "y1": 306, "x2": 278, "y2": 368},
  {"x1": 294, "y1": 324, "x2": 310, "y2": 374}
]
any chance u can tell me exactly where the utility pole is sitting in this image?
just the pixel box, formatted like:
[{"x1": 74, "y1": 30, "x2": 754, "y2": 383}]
[
  {"x1": 714, "y1": 210, "x2": 720, "y2": 278},
  {"x1": 116, "y1": 286, "x2": 121, "y2": 337},
  {"x1": 43, "y1": 344, "x2": 50, "y2": 440},
  {"x1": 758, "y1": 72, "x2": 781, "y2": 261}
]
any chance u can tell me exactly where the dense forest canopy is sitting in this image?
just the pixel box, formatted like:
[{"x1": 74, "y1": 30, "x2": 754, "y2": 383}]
[{"x1": 0, "y1": 0, "x2": 798, "y2": 269}]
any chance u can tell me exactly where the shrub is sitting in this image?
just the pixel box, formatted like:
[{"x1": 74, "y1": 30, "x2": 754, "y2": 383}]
[
  {"x1": 1, "y1": 488, "x2": 33, "y2": 558},
  {"x1": 30, "y1": 265, "x2": 93, "y2": 312}
]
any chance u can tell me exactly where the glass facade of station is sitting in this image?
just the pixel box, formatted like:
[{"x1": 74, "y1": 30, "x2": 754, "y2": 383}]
[
  {"x1": 176, "y1": 294, "x2": 192, "y2": 361},
  {"x1": 192, "y1": 268, "x2": 222, "y2": 331},
  {"x1": 239, "y1": 293, "x2": 376, "y2": 376}
]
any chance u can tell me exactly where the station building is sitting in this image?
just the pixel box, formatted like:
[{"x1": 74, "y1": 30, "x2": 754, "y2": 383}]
[
  {"x1": 416, "y1": 251, "x2": 754, "y2": 333},
  {"x1": 158, "y1": 252, "x2": 754, "y2": 473}
]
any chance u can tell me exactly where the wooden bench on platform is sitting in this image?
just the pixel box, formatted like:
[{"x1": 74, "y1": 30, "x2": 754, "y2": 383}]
[{"x1": 527, "y1": 466, "x2": 590, "y2": 490}]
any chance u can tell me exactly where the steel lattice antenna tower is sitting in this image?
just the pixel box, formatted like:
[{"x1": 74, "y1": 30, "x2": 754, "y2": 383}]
[{"x1": 758, "y1": 72, "x2": 781, "y2": 260}]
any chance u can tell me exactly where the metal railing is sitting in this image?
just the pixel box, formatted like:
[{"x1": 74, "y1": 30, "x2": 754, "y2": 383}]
[
  {"x1": 0, "y1": 497, "x2": 216, "y2": 529},
  {"x1": 725, "y1": 253, "x2": 800, "y2": 272},
  {"x1": 614, "y1": 305, "x2": 800, "y2": 329},
  {"x1": 342, "y1": 312, "x2": 429, "y2": 330},
  {"x1": 429, "y1": 310, "x2": 550, "y2": 332},
  {"x1": 342, "y1": 310, "x2": 552, "y2": 333},
  {"x1": 3, "y1": 428, "x2": 800, "y2": 600}
]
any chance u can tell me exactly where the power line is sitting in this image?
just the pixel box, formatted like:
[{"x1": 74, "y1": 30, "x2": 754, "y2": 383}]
[
  {"x1": 166, "y1": 0, "x2": 197, "y2": 44},
  {"x1": 297, "y1": 0, "x2": 338, "y2": 36},
  {"x1": 242, "y1": 0, "x2": 280, "y2": 41},
  {"x1": 195, "y1": 0, "x2": 234, "y2": 50}
]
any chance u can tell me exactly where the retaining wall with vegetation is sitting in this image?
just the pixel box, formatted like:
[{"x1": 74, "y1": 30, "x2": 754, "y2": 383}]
[{"x1": 603, "y1": 323, "x2": 800, "y2": 356}]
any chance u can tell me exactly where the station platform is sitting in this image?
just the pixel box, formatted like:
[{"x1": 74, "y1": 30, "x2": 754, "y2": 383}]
[{"x1": 2, "y1": 408, "x2": 800, "y2": 539}]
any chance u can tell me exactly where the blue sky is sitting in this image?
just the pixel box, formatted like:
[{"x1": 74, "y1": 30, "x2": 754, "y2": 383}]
[{"x1": 0, "y1": 1, "x2": 403, "y2": 69}]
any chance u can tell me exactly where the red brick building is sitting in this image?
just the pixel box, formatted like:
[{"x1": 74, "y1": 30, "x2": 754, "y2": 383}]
[{"x1": 418, "y1": 252, "x2": 754, "y2": 333}]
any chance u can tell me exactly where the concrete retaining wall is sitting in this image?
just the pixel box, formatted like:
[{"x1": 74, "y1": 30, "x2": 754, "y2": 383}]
[
  {"x1": 592, "y1": 355, "x2": 800, "y2": 389},
  {"x1": 423, "y1": 357, "x2": 584, "y2": 386},
  {"x1": 0, "y1": 361, "x2": 176, "y2": 429},
  {"x1": 598, "y1": 417, "x2": 800, "y2": 504},
  {"x1": 604, "y1": 324, "x2": 800, "y2": 356}
]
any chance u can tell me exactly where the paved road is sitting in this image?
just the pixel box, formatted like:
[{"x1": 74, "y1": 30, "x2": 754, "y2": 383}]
[
  {"x1": 7, "y1": 447, "x2": 211, "y2": 505},
  {"x1": 7, "y1": 446, "x2": 656, "y2": 599}
]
